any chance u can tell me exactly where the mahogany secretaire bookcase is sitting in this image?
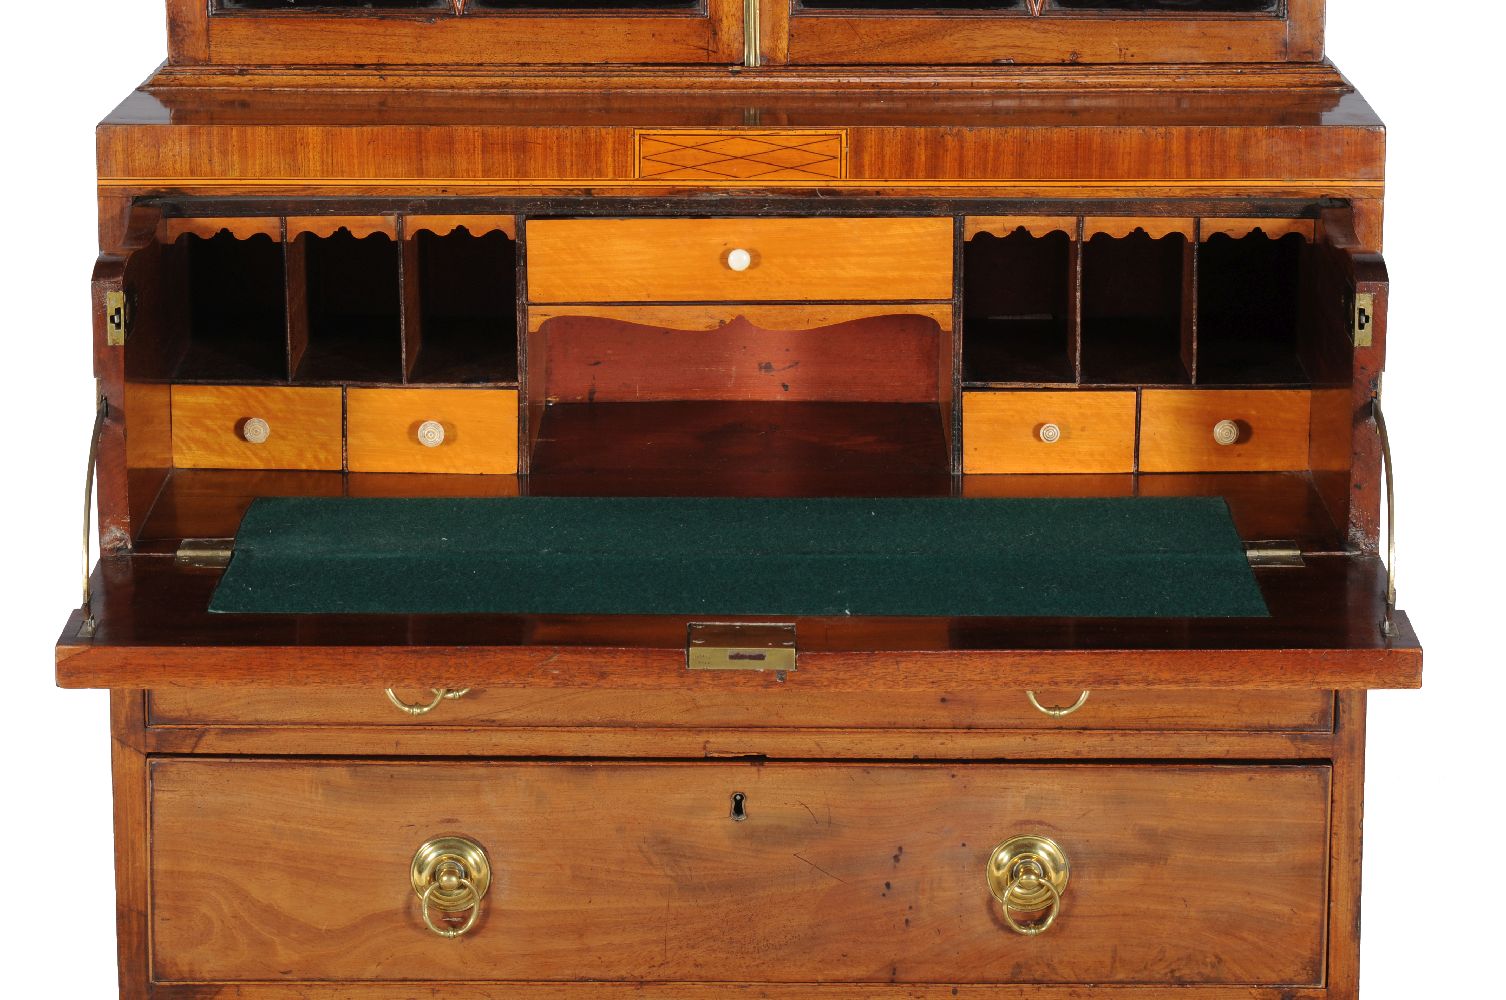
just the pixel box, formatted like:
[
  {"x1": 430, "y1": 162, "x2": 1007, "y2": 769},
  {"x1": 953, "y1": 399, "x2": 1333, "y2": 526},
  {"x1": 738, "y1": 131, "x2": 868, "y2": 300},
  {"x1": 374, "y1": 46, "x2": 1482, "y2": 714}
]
[{"x1": 58, "y1": 2, "x2": 1422, "y2": 998}]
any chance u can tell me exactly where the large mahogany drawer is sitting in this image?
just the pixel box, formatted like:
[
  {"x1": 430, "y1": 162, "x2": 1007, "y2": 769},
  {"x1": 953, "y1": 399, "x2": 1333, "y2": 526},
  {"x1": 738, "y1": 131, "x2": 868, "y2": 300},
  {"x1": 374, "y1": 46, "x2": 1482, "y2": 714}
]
[
  {"x1": 170, "y1": 385, "x2": 344, "y2": 471},
  {"x1": 146, "y1": 687, "x2": 1335, "y2": 732},
  {"x1": 150, "y1": 760, "x2": 1329, "y2": 985},
  {"x1": 525, "y1": 217, "x2": 956, "y2": 303}
]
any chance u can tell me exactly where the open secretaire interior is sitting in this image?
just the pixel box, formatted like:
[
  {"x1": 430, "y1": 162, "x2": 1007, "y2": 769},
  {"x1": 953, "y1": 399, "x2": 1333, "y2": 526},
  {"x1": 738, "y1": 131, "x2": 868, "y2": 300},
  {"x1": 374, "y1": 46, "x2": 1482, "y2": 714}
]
[{"x1": 60, "y1": 2, "x2": 1419, "y2": 998}]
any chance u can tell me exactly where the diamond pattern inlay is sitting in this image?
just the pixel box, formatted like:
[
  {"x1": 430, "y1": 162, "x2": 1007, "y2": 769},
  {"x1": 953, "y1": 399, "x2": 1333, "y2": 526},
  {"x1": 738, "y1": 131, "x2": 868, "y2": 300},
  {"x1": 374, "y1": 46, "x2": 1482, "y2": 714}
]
[{"x1": 636, "y1": 130, "x2": 848, "y2": 183}]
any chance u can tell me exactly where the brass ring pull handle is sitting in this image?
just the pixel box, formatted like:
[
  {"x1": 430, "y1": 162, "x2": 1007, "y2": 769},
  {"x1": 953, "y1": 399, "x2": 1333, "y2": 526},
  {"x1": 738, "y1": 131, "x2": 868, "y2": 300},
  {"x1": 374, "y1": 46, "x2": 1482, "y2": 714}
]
[
  {"x1": 411, "y1": 837, "x2": 491, "y2": 939},
  {"x1": 1026, "y1": 690, "x2": 1090, "y2": 718},
  {"x1": 987, "y1": 835, "x2": 1070, "y2": 937},
  {"x1": 385, "y1": 687, "x2": 471, "y2": 716}
]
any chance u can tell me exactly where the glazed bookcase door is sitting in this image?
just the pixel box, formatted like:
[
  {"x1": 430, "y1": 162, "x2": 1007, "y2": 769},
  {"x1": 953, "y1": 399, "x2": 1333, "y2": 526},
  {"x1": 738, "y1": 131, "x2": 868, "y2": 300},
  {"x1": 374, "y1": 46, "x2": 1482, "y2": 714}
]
[
  {"x1": 170, "y1": 0, "x2": 745, "y2": 65},
  {"x1": 764, "y1": 0, "x2": 1323, "y2": 65}
]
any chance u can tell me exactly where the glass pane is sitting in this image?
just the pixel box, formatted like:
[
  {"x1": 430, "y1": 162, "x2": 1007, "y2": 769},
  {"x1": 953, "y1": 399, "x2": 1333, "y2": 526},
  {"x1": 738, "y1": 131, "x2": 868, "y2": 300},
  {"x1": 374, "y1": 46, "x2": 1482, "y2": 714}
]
[
  {"x1": 1051, "y1": 1, "x2": 1280, "y2": 12},
  {"x1": 220, "y1": 1, "x2": 451, "y2": 9},
  {"x1": 799, "y1": 1, "x2": 1025, "y2": 9},
  {"x1": 471, "y1": 0, "x2": 701, "y2": 9}
]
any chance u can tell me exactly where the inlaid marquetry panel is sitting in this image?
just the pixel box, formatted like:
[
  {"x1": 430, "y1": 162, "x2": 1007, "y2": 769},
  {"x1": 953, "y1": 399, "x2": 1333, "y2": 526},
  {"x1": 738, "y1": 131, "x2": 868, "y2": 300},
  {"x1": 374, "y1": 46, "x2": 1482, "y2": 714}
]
[{"x1": 635, "y1": 130, "x2": 848, "y2": 182}]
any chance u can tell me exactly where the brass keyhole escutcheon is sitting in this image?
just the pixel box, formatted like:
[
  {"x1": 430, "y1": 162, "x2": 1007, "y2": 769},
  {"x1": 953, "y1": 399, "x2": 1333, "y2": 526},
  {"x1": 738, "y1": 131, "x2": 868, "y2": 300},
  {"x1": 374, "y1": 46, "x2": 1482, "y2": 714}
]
[
  {"x1": 411, "y1": 836, "x2": 491, "y2": 939},
  {"x1": 986, "y1": 835, "x2": 1070, "y2": 936}
]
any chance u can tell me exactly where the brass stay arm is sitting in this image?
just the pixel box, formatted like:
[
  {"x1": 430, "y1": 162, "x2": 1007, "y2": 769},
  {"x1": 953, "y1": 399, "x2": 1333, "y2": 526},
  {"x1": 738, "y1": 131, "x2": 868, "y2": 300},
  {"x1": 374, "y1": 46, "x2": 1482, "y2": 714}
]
[
  {"x1": 80, "y1": 386, "x2": 108, "y2": 637},
  {"x1": 1372, "y1": 395, "x2": 1398, "y2": 637}
]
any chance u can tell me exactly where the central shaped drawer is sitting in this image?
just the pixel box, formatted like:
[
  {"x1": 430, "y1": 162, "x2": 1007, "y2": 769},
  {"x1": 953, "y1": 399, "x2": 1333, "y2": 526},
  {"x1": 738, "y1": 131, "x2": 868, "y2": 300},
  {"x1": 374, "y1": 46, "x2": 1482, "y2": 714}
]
[
  {"x1": 525, "y1": 217, "x2": 956, "y2": 303},
  {"x1": 150, "y1": 761, "x2": 1329, "y2": 986}
]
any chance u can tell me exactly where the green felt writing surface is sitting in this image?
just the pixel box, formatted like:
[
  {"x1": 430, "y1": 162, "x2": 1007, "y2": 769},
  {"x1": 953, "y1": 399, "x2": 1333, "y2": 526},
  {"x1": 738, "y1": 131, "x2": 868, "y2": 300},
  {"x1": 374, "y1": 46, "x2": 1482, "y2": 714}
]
[{"x1": 209, "y1": 496, "x2": 1268, "y2": 618}]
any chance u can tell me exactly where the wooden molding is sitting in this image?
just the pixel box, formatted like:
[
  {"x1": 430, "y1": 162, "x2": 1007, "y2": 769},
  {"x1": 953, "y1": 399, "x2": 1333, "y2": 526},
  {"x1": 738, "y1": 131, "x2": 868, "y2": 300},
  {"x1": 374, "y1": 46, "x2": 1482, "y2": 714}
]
[
  {"x1": 158, "y1": 217, "x2": 281, "y2": 243},
  {"x1": 528, "y1": 303, "x2": 953, "y2": 335},
  {"x1": 964, "y1": 216, "x2": 1077, "y2": 241},
  {"x1": 1085, "y1": 217, "x2": 1196, "y2": 241},
  {"x1": 404, "y1": 214, "x2": 517, "y2": 240},
  {"x1": 286, "y1": 215, "x2": 398, "y2": 240},
  {"x1": 1201, "y1": 218, "x2": 1318, "y2": 242}
]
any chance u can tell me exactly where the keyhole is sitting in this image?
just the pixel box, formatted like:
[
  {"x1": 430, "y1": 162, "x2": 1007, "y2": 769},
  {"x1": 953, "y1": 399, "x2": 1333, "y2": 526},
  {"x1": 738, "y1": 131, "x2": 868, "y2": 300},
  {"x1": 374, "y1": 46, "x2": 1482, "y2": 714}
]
[{"x1": 730, "y1": 792, "x2": 748, "y2": 822}]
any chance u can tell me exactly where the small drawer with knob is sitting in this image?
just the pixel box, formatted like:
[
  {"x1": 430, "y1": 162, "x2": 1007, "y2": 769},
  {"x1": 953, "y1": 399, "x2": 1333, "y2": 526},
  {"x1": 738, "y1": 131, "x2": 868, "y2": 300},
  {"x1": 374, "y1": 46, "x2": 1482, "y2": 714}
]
[
  {"x1": 147, "y1": 760, "x2": 1331, "y2": 985},
  {"x1": 963, "y1": 390, "x2": 1137, "y2": 474},
  {"x1": 1139, "y1": 389, "x2": 1313, "y2": 472},
  {"x1": 525, "y1": 217, "x2": 955, "y2": 303},
  {"x1": 347, "y1": 388, "x2": 518, "y2": 474},
  {"x1": 170, "y1": 384, "x2": 343, "y2": 471}
]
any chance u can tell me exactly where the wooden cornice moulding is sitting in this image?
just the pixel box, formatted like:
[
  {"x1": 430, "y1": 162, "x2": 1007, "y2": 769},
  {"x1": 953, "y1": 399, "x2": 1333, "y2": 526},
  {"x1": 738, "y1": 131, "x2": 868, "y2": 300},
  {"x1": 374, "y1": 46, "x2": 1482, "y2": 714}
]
[
  {"x1": 1085, "y1": 217, "x2": 1196, "y2": 241},
  {"x1": 528, "y1": 303, "x2": 954, "y2": 335},
  {"x1": 1200, "y1": 217, "x2": 1318, "y2": 242},
  {"x1": 157, "y1": 217, "x2": 282, "y2": 243},
  {"x1": 405, "y1": 214, "x2": 517, "y2": 240},
  {"x1": 286, "y1": 215, "x2": 398, "y2": 240},
  {"x1": 964, "y1": 216, "x2": 1078, "y2": 241}
]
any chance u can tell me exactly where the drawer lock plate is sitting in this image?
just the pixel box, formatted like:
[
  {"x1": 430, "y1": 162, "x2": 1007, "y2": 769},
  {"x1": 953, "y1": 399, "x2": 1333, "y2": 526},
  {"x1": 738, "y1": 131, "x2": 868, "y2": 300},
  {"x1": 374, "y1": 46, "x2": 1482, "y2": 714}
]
[{"x1": 687, "y1": 622, "x2": 797, "y2": 674}]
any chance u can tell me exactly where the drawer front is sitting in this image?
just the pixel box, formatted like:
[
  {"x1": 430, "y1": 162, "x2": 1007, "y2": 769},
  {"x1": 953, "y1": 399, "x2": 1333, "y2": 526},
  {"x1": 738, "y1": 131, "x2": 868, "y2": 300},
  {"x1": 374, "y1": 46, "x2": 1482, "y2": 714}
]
[
  {"x1": 963, "y1": 390, "x2": 1137, "y2": 474},
  {"x1": 148, "y1": 688, "x2": 1334, "y2": 733},
  {"x1": 347, "y1": 388, "x2": 518, "y2": 474},
  {"x1": 526, "y1": 218, "x2": 955, "y2": 303},
  {"x1": 171, "y1": 385, "x2": 344, "y2": 471},
  {"x1": 1140, "y1": 389, "x2": 1312, "y2": 473},
  {"x1": 151, "y1": 761, "x2": 1329, "y2": 985}
]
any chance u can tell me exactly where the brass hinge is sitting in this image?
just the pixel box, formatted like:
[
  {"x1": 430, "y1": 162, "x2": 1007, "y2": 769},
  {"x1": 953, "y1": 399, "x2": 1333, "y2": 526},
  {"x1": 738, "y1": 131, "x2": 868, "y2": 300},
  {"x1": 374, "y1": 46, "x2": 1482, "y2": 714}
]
[
  {"x1": 687, "y1": 622, "x2": 796, "y2": 675},
  {"x1": 176, "y1": 538, "x2": 234, "y2": 568},
  {"x1": 1245, "y1": 540, "x2": 1305, "y2": 568},
  {"x1": 1351, "y1": 291, "x2": 1375, "y2": 348},
  {"x1": 105, "y1": 290, "x2": 129, "y2": 347}
]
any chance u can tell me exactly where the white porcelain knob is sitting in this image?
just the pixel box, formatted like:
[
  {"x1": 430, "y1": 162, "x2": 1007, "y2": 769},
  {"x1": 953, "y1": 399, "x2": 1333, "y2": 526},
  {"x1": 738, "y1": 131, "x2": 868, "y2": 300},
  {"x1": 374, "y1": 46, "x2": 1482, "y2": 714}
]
[
  {"x1": 1038, "y1": 423, "x2": 1062, "y2": 445},
  {"x1": 241, "y1": 417, "x2": 270, "y2": 445},
  {"x1": 1212, "y1": 419, "x2": 1241, "y2": 447},
  {"x1": 417, "y1": 420, "x2": 446, "y2": 448},
  {"x1": 726, "y1": 248, "x2": 753, "y2": 272}
]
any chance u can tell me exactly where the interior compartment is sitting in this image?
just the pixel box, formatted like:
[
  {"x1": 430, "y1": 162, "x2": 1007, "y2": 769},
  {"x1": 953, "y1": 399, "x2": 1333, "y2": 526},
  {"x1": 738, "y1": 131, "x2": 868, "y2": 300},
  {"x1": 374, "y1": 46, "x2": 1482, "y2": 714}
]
[
  {"x1": 291, "y1": 230, "x2": 402, "y2": 384},
  {"x1": 407, "y1": 229, "x2": 518, "y2": 385},
  {"x1": 471, "y1": 0, "x2": 700, "y2": 8},
  {"x1": 162, "y1": 232, "x2": 287, "y2": 383},
  {"x1": 963, "y1": 229, "x2": 1075, "y2": 384},
  {"x1": 527, "y1": 313, "x2": 951, "y2": 484},
  {"x1": 800, "y1": 0, "x2": 1024, "y2": 9},
  {"x1": 1197, "y1": 231, "x2": 1309, "y2": 385},
  {"x1": 1080, "y1": 231, "x2": 1191, "y2": 385}
]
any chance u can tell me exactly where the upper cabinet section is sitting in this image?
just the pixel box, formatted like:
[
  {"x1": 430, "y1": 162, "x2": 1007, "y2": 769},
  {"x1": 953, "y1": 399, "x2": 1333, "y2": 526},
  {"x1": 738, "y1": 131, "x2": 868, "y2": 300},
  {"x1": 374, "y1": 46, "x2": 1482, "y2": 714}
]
[{"x1": 167, "y1": 0, "x2": 1324, "y2": 67}]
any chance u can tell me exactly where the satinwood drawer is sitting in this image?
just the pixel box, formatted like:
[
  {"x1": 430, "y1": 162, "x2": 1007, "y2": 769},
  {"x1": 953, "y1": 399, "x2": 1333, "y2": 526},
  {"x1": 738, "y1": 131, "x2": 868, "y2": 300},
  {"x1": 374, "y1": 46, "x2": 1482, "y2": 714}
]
[
  {"x1": 347, "y1": 388, "x2": 518, "y2": 474},
  {"x1": 146, "y1": 687, "x2": 1334, "y2": 732},
  {"x1": 170, "y1": 385, "x2": 344, "y2": 471},
  {"x1": 525, "y1": 217, "x2": 955, "y2": 303},
  {"x1": 1140, "y1": 389, "x2": 1312, "y2": 472},
  {"x1": 149, "y1": 760, "x2": 1329, "y2": 985},
  {"x1": 963, "y1": 390, "x2": 1138, "y2": 474}
]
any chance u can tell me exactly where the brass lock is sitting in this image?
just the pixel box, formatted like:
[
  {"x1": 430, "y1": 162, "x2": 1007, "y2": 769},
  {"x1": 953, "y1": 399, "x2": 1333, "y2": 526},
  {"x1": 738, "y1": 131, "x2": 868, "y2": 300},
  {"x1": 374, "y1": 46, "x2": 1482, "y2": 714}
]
[
  {"x1": 411, "y1": 836, "x2": 491, "y2": 939},
  {"x1": 986, "y1": 835, "x2": 1070, "y2": 936}
]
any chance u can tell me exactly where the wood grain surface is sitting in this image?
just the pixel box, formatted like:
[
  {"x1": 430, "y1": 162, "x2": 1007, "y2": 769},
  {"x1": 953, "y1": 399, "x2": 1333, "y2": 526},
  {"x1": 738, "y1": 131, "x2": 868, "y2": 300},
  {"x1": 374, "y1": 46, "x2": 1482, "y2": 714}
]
[
  {"x1": 171, "y1": 385, "x2": 344, "y2": 471},
  {"x1": 526, "y1": 217, "x2": 955, "y2": 303},
  {"x1": 1139, "y1": 389, "x2": 1312, "y2": 473},
  {"x1": 149, "y1": 760, "x2": 1330, "y2": 985},
  {"x1": 963, "y1": 391, "x2": 1137, "y2": 474},
  {"x1": 347, "y1": 388, "x2": 518, "y2": 475}
]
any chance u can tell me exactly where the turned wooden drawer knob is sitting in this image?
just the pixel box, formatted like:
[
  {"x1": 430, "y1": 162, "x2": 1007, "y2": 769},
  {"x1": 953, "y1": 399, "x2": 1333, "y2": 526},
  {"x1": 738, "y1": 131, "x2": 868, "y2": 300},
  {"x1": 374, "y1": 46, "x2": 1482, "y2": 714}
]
[
  {"x1": 1038, "y1": 423, "x2": 1062, "y2": 445},
  {"x1": 726, "y1": 248, "x2": 753, "y2": 272},
  {"x1": 241, "y1": 417, "x2": 271, "y2": 445},
  {"x1": 987, "y1": 835, "x2": 1071, "y2": 937},
  {"x1": 1212, "y1": 419, "x2": 1242, "y2": 447},
  {"x1": 417, "y1": 420, "x2": 446, "y2": 448},
  {"x1": 411, "y1": 836, "x2": 490, "y2": 939}
]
